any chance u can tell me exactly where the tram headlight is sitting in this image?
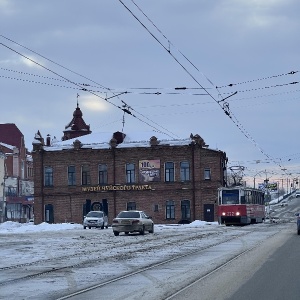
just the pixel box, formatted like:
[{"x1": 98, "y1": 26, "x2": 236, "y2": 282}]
[
  {"x1": 222, "y1": 212, "x2": 226, "y2": 216},
  {"x1": 236, "y1": 212, "x2": 240, "y2": 216}
]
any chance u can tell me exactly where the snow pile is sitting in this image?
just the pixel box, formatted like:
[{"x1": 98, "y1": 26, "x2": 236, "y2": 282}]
[{"x1": 0, "y1": 220, "x2": 217, "y2": 234}]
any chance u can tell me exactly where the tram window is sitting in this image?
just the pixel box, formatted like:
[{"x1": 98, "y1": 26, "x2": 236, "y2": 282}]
[
  {"x1": 241, "y1": 196, "x2": 246, "y2": 204},
  {"x1": 222, "y1": 190, "x2": 239, "y2": 204}
]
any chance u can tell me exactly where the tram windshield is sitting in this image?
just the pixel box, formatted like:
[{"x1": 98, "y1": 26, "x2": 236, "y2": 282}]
[{"x1": 221, "y1": 189, "x2": 240, "y2": 204}]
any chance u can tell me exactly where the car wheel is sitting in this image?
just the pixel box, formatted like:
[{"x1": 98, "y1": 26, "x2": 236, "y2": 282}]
[
  {"x1": 114, "y1": 231, "x2": 119, "y2": 236},
  {"x1": 83, "y1": 226, "x2": 86, "y2": 229},
  {"x1": 298, "y1": 229, "x2": 300, "y2": 235},
  {"x1": 125, "y1": 232, "x2": 129, "y2": 235},
  {"x1": 149, "y1": 224, "x2": 154, "y2": 234},
  {"x1": 140, "y1": 225, "x2": 145, "y2": 235},
  {"x1": 106, "y1": 225, "x2": 108, "y2": 229},
  {"x1": 101, "y1": 223, "x2": 104, "y2": 229},
  {"x1": 88, "y1": 226, "x2": 91, "y2": 229}
]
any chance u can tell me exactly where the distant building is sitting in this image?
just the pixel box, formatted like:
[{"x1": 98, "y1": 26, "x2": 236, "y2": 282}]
[
  {"x1": 0, "y1": 150, "x2": 5, "y2": 223},
  {"x1": 0, "y1": 124, "x2": 34, "y2": 223}
]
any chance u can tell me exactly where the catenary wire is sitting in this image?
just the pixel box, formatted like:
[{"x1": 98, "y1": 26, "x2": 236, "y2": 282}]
[
  {"x1": 0, "y1": 41, "x2": 178, "y2": 139},
  {"x1": 118, "y1": 0, "x2": 289, "y2": 173}
]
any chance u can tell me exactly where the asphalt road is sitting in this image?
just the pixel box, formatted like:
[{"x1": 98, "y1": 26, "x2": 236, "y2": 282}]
[
  {"x1": 170, "y1": 195, "x2": 300, "y2": 300},
  {"x1": 170, "y1": 224, "x2": 298, "y2": 300},
  {"x1": 229, "y1": 230, "x2": 300, "y2": 300}
]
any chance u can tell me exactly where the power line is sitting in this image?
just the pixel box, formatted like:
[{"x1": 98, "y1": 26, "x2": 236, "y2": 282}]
[
  {"x1": 118, "y1": 0, "x2": 291, "y2": 173},
  {"x1": 217, "y1": 70, "x2": 298, "y2": 89},
  {"x1": 0, "y1": 41, "x2": 178, "y2": 139}
]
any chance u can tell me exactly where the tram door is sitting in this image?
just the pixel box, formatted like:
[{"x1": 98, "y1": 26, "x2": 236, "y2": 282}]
[{"x1": 203, "y1": 204, "x2": 214, "y2": 222}]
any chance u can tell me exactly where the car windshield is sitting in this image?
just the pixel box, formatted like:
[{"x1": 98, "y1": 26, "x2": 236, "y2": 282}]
[
  {"x1": 86, "y1": 211, "x2": 103, "y2": 217},
  {"x1": 117, "y1": 211, "x2": 141, "y2": 218}
]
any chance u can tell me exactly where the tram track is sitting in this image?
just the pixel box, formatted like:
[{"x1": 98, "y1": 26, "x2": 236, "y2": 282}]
[
  {"x1": 0, "y1": 229, "x2": 221, "y2": 283},
  {"x1": 0, "y1": 223, "x2": 284, "y2": 300},
  {"x1": 0, "y1": 228, "x2": 222, "y2": 272},
  {"x1": 53, "y1": 226, "x2": 273, "y2": 300}
]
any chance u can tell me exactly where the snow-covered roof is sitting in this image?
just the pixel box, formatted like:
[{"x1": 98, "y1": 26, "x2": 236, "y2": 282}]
[
  {"x1": 0, "y1": 142, "x2": 15, "y2": 151},
  {"x1": 42, "y1": 131, "x2": 198, "y2": 152}
]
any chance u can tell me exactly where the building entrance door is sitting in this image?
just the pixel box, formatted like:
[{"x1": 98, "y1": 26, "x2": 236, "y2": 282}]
[
  {"x1": 203, "y1": 204, "x2": 214, "y2": 222},
  {"x1": 45, "y1": 204, "x2": 54, "y2": 223}
]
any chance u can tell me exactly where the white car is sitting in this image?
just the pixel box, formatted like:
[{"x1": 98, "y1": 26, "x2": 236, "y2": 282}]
[
  {"x1": 83, "y1": 211, "x2": 108, "y2": 229},
  {"x1": 112, "y1": 210, "x2": 154, "y2": 236}
]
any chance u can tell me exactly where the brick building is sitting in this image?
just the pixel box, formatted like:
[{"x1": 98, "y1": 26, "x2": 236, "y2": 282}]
[
  {"x1": 0, "y1": 124, "x2": 34, "y2": 223},
  {"x1": 32, "y1": 128, "x2": 228, "y2": 225}
]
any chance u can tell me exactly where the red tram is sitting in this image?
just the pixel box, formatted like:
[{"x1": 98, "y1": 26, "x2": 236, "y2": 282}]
[{"x1": 217, "y1": 186, "x2": 265, "y2": 225}]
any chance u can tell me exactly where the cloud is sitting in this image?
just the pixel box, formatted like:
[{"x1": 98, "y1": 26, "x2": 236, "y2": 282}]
[
  {"x1": 18, "y1": 54, "x2": 49, "y2": 70},
  {"x1": 0, "y1": 53, "x2": 46, "y2": 69},
  {"x1": 80, "y1": 94, "x2": 110, "y2": 112},
  {"x1": 216, "y1": 0, "x2": 292, "y2": 30},
  {"x1": 0, "y1": 0, "x2": 15, "y2": 15}
]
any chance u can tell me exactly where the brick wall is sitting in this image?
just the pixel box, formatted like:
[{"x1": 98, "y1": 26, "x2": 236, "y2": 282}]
[{"x1": 33, "y1": 143, "x2": 226, "y2": 225}]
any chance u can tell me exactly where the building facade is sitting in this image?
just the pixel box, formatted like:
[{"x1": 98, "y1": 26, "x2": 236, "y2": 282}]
[
  {"x1": 0, "y1": 124, "x2": 34, "y2": 222},
  {"x1": 0, "y1": 150, "x2": 5, "y2": 223},
  {"x1": 32, "y1": 131, "x2": 227, "y2": 225}
]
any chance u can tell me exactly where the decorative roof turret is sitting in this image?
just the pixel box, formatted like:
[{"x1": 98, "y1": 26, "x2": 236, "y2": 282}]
[{"x1": 62, "y1": 100, "x2": 91, "y2": 141}]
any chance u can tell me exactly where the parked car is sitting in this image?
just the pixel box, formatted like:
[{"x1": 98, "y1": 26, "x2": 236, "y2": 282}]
[
  {"x1": 296, "y1": 190, "x2": 300, "y2": 198},
  {"x1": 83, "y1": 211, "x2": 108, "y2": 229},
  {"x1": 295, "y1": 213, "x2": 300, "y2": 235},
  {"x1": 112, "y1": 210, "x2": 154, "y2": 236},
  {"x1": 281, "y1": 200, "x2": 288, "y2": 207}
]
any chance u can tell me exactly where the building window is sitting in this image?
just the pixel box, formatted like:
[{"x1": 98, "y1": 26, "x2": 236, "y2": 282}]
[
  {"x1": 68, "y1": 166, "x2": 76, "y2": 186},
  {"x1": 165, "y1": 162, "x2": 174, "y2": 182},
  {"x1": 204, "y1": 168, "x2": 211, "y2": 180},
  {"x1": 166, "y1": 200, "x2": 175, "y2": 219},
  {"x1": 127, "y1": 202, "x2": 136, "y2": 210},
  {"x1": 126, "y1": 163, "x2": 135, "y2": 183},
  {"x1": 98, "y1": 164, "x2": 108, "y2": 185},
  {"x1": 180, "y1": 161, "x2": 190, "y2": 181},
  {"x1": 6, "y1": 186, "x2": 17, "y2": 197},
  {"x1": 154, "y1": 204, "x2": 159, "y2": 212},
  {"x1": 27, "y1": 165, "x2": 33, "y2": 178},
  {"x1": 44, "y1": 166, "x2": 53, "y2": 186},
  {"x1": 181, "y1": 200, "x2": 191, "y2": 220},
  {"x1": 81, "y1": 165, "x2": 91, "y2": 185}
]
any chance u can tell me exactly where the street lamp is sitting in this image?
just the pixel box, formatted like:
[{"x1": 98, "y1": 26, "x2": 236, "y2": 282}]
[{"x1": 253, "y1": 170, "x2": 266, "y2": 189}]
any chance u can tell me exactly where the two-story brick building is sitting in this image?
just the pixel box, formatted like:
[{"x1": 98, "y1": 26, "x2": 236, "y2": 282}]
[
  {"x1": 32, "y1": 130, "x2": 227, "y2": 225},
  {"x1": 31, "y1": 103, "x2": 227, "y2": 225}
]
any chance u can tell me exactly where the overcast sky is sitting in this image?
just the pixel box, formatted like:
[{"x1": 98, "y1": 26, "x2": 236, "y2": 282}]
[{"x1": 0, "y1": 0, "x2": 299, "y2": 186}]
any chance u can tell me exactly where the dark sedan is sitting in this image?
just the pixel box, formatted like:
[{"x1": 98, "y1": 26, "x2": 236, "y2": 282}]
[{"x1": 295, "y1": 213, "x2": 300, "y2": 235}]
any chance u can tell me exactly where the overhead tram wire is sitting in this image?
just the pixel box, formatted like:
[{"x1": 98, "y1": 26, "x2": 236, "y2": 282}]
[
  {"x1": 2, "y1": 67, "x2": 299, "y2": 100},
  {"x1": 129, "y1": 0, "x2": 218, "y2": 90},
  {"x1": 220, "y1": 81, "x2": 300, "y2": 95},
  {"x1": 0, "y1": 34, "x2": 110, "y2": 91},
  {"x1": 2, "y1": 69, "x2": 300, "y2": 111},
  {"x1": 0, "y1": 67, "x2": 210, "y2": 95},
  {"x1": 216, "y1": 70, "x2": 299, "y2": 89},
  {"x1": 0, "y1": 74, "x2": 208, "y2": 96},
  {"x1": 118, "y1": 0, "x2": 226, "y2": 106},
  {"x1": 118, "y1": 0, "x2": 290, "y2": 172},
  {"x1": 0, "y1": 41, "x2": 178, "y2": 139},
  {"x1": 120, "y1": 100, "x2": 180, "y2": 138}
]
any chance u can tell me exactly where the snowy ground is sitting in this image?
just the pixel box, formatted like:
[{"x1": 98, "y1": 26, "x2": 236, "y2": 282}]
[
  {"x1": 0, "y1": 219, "x2": 295, "y2": 300},
  {"x1": 1, "y1": 195, "x2": 299, "y2": 299}
]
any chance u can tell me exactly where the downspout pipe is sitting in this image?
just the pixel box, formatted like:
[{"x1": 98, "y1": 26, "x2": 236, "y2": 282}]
[
  {"x1": 112, "y1": 148, "x2": 117, "y2": 217},
  {"x1": 40, "y1": 149, "x2": 44, "y2": 222},
  {"x1": 191, "y1": 142, "x2": 196, "y2": 221}
]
